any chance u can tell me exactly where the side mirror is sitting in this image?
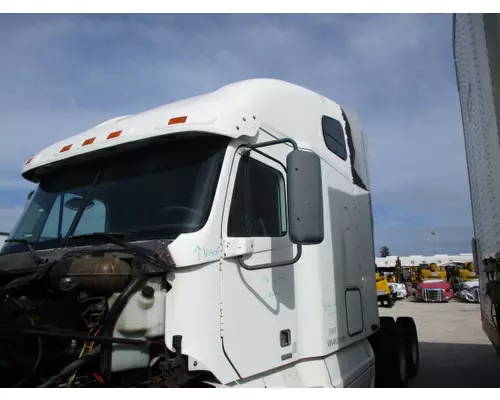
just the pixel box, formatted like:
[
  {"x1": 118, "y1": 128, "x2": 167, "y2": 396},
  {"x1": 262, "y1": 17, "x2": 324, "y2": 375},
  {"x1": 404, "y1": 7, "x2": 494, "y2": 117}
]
[{"x1": 286, "y1": 149, "x2": 324, "y2": 245}]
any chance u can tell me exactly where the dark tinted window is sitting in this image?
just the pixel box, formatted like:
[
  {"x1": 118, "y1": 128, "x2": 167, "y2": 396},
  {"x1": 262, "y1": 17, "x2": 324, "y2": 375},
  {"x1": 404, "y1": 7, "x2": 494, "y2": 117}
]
[
  {"x1": 228, "y1": 156, "x2": 286, "y2": 237},
  {"x1": 322, "y1": 116, "x2": 347, "y2": 160},
  {"x1": 2, "y1": 136, "x2": 228, "y2": 255}
]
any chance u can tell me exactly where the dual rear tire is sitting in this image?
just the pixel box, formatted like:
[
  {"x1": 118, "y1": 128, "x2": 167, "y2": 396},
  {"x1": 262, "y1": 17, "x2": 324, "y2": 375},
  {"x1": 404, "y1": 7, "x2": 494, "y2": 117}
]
[{"x1": 369, "y1": 316, "x2": 419, "y2": 388}]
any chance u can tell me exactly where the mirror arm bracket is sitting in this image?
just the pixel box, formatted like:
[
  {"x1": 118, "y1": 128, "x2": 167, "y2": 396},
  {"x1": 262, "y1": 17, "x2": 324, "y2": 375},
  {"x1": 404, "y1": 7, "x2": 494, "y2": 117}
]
[
  {"x1": 236, "y1": 243, "x2": 302, "y2": 271},
  {"x1": 245, "y1": 138, "x2": 298, "y2": 151}
]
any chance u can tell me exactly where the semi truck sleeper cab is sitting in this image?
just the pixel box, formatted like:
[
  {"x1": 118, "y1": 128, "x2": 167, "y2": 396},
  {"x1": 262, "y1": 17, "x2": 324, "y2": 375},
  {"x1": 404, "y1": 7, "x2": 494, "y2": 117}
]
[{"x1": 0, "y1": 79, "x2": 418, "y2": 388}]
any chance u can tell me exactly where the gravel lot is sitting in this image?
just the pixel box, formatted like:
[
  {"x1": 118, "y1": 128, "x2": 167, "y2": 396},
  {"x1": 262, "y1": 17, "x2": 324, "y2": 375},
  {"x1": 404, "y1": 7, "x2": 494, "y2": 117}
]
[{"x1": 379, "y1": 299, "x2": 500, "y2": 388}]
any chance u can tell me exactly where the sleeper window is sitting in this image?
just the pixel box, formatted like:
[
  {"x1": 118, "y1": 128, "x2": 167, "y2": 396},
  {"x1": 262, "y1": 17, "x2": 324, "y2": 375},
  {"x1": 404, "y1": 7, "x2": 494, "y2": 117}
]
[
  {"x1": 228, "y1": 156, "x2": 287, "y2": 237},
  {"x1": 322, "y1": 116, "x2": 347, "y2": 161}
]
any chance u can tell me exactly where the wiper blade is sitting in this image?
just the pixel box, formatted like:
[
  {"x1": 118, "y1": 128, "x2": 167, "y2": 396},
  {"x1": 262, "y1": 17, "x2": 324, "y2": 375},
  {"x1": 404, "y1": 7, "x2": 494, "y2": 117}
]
[
  {"x1": 67, "y1": 232, "x2": 173, "y2": 272},
  {"x1": 5, "y1": 239, "x2": 44, "y2": 265},
  {"x1": 69, "y1": 232, "x2": 129, "y2": 241}
]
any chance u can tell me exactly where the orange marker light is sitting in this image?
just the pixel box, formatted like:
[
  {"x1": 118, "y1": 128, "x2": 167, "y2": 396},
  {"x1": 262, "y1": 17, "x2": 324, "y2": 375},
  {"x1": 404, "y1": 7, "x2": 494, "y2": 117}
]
[
  {"x1": 60, "y1": 144, "x2": 72, "y2": 153},
  {"x1": 168, "y1": 116, "x2": 188, "y2": 125},
  {"x1": 107, "y1": 130, "x2": 122, "y2": 140},
  {"x1": 25, "y1": 157, "x2": 33, "y2": 166},
  {"x1": 82, "y1": 137, "x2": 96, "y2": 146}
]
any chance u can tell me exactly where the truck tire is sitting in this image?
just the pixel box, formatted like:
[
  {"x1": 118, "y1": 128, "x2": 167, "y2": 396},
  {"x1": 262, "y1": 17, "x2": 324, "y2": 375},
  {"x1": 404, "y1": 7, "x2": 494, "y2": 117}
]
[
  {"x1": 396, "y1": 317, "x2": 419, "y2": 379},
  {"x1": 370, "y1": 317, "x2": 409, "y2": 388},
  {"x1": 380, "y1": 315, "x2": 394, "y2": 328}
]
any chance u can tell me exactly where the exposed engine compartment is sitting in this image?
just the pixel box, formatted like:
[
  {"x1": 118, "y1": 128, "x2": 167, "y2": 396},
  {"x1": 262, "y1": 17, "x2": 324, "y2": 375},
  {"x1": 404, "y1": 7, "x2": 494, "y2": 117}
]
[
  {"x1": 0, "y1": 247, "x2": 212, "y2": 388},
  {"x1": 0, "y1": 285, "x2": 106, "y2": 387}
]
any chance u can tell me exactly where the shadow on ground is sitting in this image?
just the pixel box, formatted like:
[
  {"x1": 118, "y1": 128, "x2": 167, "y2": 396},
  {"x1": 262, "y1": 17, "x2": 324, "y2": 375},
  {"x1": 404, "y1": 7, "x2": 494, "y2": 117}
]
[{"x1": 411, "y1": 342, "x2": 500, "y2": 388}]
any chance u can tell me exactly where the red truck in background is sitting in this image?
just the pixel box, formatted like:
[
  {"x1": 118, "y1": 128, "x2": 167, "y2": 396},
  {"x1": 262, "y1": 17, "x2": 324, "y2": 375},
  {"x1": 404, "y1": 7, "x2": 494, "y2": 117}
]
[{"x1": 412, "y1": 279, "x2": 454, "y2": 303}]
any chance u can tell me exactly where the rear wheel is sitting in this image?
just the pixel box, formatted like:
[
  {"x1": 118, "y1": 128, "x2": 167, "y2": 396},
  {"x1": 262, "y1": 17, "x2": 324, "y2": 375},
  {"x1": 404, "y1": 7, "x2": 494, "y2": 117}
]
[
  {"x1": 396, "y1": 317, "x2": 419, "y2": 379},
  {"x1": 369, "y1": 317, "x2": 409, "y2": 388}
]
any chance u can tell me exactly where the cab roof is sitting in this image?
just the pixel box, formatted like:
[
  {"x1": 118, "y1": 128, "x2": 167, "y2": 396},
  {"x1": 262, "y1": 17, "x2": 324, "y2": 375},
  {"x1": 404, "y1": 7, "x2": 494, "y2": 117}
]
[{"x1": 22, "y1": 78, "x2": 359, "y2": 183}]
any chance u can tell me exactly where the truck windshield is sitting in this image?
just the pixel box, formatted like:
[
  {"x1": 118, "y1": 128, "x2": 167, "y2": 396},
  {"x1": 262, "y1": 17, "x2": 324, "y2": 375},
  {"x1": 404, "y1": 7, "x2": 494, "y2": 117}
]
[{"x1": 1, "y1": 135, "x2": 229, "y2": 255}]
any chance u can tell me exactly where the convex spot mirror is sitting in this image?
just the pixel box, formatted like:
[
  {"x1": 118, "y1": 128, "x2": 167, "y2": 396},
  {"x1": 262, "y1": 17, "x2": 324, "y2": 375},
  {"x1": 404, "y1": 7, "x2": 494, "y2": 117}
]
[
  {"x1": 65, "y1": 197, "x2": 96, "y2": 211},
  {"x1": 286, "y1": 149, "x2": 324, "y2": 245}
]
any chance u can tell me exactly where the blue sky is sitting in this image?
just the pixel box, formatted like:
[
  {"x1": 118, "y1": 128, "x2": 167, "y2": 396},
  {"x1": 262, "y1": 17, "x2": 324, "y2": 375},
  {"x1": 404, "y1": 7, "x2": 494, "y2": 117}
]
[{"x1": 0, "y1": 13, "x2": 472, "y2": 255}]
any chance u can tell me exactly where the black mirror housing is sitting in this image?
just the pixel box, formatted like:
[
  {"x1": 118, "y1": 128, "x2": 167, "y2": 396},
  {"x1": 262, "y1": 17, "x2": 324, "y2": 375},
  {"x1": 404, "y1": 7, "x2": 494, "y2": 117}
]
[{"x1": 286, "y1": 149, "x2": 324, "y2": 245}]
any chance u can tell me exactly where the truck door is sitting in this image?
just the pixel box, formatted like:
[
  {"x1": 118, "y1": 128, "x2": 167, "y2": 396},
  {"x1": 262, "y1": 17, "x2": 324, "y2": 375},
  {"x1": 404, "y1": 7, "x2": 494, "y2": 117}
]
[{"x1": 220, "y1": 145, "x2": 298, "y2": 379}]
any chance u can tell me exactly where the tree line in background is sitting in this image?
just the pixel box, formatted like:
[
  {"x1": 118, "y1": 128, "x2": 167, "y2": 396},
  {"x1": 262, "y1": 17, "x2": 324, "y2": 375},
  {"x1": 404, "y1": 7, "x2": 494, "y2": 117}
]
[{"x1": 380, "y1": 246, "x2": 390, "y2": 258}]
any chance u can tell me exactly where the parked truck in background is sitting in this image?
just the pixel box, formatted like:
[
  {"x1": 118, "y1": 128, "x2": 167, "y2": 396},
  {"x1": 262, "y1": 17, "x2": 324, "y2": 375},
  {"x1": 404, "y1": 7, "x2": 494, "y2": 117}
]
[
  {"x1": 412, "y1": 279, "x2": 454, "y2": 303},
  {"x1": 375, "y1": 271, "x2": 396, "y2": 307},
  {"x1": 0, "y1": 79, "x2": 419, "y2": 388},
  {"x1": 453, "y1": 13, "x2": 500, "y2": 356},
  {"x1": 418, "y1": 263, "x2": 447, "y2": 281}
]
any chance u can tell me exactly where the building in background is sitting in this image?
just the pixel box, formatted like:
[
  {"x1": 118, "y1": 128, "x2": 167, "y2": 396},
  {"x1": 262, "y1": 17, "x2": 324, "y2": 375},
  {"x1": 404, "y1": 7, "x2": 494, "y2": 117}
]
[{"x1": 375, "y1": 253, "x2": 473, "y2": 267}]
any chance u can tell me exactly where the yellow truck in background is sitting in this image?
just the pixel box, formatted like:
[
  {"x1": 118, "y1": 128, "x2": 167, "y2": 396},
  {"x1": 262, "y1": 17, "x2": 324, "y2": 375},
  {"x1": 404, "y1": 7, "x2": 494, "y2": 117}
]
[
  {"x1": 375, "y1": 266, "x2": 397, "y2": 307},
  {"x1": 419, "y1": 263, "x2": 447, "y2": 281},
  {"x1": 441, "y1": 261, "x2": 477, "y2": 291},
  {"x1": 463, "y1": 262, "x2": 477, "y2": 280},
  {"x1": 376, "y1": 273, "x2": 395, "y2": 307}
]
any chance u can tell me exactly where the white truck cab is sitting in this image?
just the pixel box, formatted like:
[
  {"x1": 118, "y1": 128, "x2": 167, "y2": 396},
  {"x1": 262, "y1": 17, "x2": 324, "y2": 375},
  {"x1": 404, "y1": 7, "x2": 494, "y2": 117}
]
[{"x1": 0, "y1": 79, "x2": 418, "y2": 388}]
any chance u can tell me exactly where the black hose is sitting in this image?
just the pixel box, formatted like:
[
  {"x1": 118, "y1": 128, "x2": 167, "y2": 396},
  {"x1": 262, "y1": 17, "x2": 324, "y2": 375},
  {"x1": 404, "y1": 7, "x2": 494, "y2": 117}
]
[
  {"x1": 7, "y1": 297, "x2": 43, "y2": 388},
  {"x1": 100, "y1": 275, "x2": 146, "y2": 378},
  {"x1": 0, "y1": 325, "x2": 150, "y2": 346},
  {"x1": 37, "y1": 345, "x2": 101, "y2": 388},
  {"x1": 0, "y1": 262, "x2": 55, "y2": 306}
]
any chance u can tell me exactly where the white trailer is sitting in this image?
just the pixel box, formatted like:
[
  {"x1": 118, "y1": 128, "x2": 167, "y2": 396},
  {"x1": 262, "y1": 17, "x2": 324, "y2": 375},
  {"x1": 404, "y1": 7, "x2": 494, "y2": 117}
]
[
  {"x1": 453, "y1": 13, "x2": 500, "y2": 356},
  {"x1": 0, "y1": 79, "x2": 419, "y2": 388}
]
